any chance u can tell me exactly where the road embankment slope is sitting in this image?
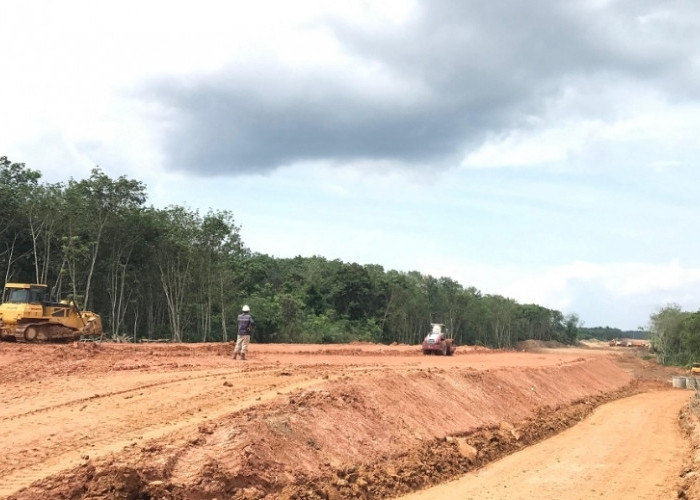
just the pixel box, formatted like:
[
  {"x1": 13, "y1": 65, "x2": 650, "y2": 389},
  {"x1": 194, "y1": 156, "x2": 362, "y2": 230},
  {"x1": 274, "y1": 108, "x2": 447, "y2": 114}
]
[
  {"x1": 5, "y1": 348, "x2": 638, "y2": 500},
  {"x1": 399, "y1": 389, "x2": 690, "y2": 500}
]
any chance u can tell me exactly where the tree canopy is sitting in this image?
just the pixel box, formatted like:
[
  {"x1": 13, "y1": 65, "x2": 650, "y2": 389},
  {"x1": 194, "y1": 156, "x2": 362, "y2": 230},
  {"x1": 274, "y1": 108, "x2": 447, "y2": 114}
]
[
  {"x1": 647, "y1": 304, "x2": 700, "y2": 366},
  {"x1": 1, "y1": 156, "x2": 581, "y2": 346}
]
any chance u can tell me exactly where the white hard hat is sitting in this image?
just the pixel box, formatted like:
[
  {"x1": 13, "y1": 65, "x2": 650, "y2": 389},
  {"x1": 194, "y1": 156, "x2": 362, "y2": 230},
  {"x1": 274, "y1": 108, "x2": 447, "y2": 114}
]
[{"x1": 242, "y1": 304, "x2": 250, "y2": 312}]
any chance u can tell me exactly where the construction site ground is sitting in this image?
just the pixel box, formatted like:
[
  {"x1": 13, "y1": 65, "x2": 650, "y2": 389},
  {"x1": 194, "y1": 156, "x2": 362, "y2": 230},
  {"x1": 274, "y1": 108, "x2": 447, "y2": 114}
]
[{"x1": 0, "y1": 339, "x2": 699, "y2": 500}]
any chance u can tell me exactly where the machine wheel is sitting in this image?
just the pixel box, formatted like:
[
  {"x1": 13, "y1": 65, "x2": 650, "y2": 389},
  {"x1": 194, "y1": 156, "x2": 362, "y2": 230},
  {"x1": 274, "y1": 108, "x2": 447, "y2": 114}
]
[
  {"x1": 441, "y1": 342, "x2": 448, "y2": 356},
  {"x1": 24, "y1": 326, "x2": 39, "y2": 341}
]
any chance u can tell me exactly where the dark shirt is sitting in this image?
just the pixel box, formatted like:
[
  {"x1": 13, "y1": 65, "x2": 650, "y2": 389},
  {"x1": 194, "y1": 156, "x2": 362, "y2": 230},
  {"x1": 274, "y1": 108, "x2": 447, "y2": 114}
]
[{"x1": 237, "y1": 312, "x2": 254, "y2": 335}]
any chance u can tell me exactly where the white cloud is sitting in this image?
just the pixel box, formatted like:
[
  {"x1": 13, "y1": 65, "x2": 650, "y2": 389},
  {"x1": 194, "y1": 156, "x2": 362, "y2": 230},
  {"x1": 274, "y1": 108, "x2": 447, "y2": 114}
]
[
  {"x1": 462, "y1": 82, "x2": 700, "y2": 170},
  {"x1": 461, "y1": 120, "x2": 599, "y2": 168},
  {"x1": 421, "y1": 258, "x2": 700, "y2": 329}
]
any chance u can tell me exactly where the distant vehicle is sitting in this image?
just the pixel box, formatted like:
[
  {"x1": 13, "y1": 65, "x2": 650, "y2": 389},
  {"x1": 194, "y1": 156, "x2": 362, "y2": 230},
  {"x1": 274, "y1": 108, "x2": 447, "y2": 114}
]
[
  {"x1": 0, "y1": 283, "x2": 103, "y2": 342},
  {"x1": 422, "y1": 323, "x2": 456, "y2": 356},
  {"x1": 609, "y1": 338, "x2": 649, "y2": 348},
  {"x1": 690, "y1": 363, "x2": 700, "y2": 375}
]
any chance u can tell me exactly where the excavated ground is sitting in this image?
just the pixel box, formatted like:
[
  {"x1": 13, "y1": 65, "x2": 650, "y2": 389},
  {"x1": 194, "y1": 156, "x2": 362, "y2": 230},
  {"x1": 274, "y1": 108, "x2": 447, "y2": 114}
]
[{"x1": 0, "y1": 340, "x2": 694, "y2": 499}]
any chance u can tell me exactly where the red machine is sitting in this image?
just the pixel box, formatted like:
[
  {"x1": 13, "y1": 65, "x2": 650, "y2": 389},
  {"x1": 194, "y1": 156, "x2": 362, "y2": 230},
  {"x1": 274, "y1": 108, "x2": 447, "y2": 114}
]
[{"x1": 422, "y1": 323, "x2": 456, "y2": 356}]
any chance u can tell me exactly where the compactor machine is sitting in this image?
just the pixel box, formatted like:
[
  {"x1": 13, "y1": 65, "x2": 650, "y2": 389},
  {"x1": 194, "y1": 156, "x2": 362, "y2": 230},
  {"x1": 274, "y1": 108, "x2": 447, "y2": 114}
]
[
  {"x1": 0, "y1": 283, "x2": 103, "y2": 342},
  {"x1": 421, "y1": 323, "x2": 456, "y2": 356}
]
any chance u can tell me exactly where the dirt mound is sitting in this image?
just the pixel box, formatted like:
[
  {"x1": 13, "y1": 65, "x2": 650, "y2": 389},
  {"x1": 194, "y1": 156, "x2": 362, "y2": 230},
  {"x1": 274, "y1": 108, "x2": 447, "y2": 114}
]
[
  {"x1": 283, "y1": 387, "x2": 640, "y2": 499},
  {"x1": 9, "y1": 357, "x2": 633, "y2": 500}
]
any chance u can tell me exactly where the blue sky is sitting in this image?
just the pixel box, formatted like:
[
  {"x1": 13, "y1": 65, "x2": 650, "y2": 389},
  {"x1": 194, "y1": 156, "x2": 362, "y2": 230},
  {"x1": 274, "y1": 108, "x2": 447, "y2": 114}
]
[{"x1": 2, "y1": 0, "x2": 700, "y2": 330}]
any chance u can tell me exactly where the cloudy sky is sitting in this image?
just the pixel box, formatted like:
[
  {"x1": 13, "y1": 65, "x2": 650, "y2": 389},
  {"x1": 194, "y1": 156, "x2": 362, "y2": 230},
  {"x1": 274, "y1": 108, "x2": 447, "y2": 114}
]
[{"x1": 2, "y1": 0, "x2": 700, "y2": 330}]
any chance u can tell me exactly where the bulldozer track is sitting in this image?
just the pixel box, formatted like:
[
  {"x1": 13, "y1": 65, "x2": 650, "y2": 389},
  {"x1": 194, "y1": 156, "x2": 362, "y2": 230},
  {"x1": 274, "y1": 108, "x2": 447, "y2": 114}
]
[
  {"x1": 1, "y1": 363, "x2": 418, "y2": 423},
  {"x1": 1, "y1": 369, "x2": 246, "y2": 421},
  {"x1": 0, "y1": 365, "x2": 333, "y2": 422}
]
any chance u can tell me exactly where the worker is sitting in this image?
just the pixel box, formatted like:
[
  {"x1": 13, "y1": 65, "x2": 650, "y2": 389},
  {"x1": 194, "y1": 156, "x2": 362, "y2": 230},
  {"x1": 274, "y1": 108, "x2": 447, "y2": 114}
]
[{"x1": 233, "y1": 304, "x2": 254, "y2": 360}]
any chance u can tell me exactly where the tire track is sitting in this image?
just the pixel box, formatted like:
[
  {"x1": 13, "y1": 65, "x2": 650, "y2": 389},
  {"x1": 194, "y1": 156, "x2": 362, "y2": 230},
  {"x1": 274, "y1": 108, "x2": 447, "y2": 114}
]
[
  {"x1": 0, "y1": 364, "x2": 337, "y2": 421},
  {"x1": 0, "y1": 365, "x2": 334, "y2": 498}
]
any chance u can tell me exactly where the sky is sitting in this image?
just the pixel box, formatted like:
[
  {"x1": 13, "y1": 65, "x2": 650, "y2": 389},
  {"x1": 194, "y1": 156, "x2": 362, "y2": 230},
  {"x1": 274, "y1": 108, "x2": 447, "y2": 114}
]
[{"x1": 2, "y1": 0, "x2": 700, "y2": 330}]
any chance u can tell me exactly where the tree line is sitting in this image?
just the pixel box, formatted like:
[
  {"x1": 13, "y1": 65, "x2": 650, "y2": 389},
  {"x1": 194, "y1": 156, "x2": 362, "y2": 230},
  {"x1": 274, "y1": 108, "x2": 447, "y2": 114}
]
[
  {"x1": 577, "y1": 326, "x2": 649, "y2": 342},
  {"x1": 1, "y1": 155, "x2": 580, "y2": 346}
]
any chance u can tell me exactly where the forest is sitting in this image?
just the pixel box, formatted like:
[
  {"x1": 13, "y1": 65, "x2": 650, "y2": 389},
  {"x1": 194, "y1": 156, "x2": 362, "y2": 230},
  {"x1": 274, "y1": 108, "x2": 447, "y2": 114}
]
[{"x1": 0, "y1": 155, "x2": 581, "y2": 347}]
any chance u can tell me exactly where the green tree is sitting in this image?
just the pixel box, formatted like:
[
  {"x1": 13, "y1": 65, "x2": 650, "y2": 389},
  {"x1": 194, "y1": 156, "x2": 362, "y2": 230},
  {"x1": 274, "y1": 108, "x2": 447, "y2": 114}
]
[
  {"x1": 561, "y1": 313, "x2": 581, "y2": 345},
  {"x1": 0, "y1": 156, "x2": 41, "y2": 282},
  {"x1": 649, "y1": 304, "x2": 688, "y2": 365},
  {"x1": 484, "y1": 295, "x2": 518, "y2": 348},
  {"x1": 26, "y1": 183, "x2": 64, "y2": 285},
  {"x1": 62, "y1": 168, "x2": 146, "y2": 309},
  {"x1": 677, "y1": 312, "x2": 700, "y2": 364},
  {"x1": 193, "y1": 210, "x2": 244, "y2": 341},
  {"x1": 153, "y1": 206, "x2": 199, "y2": 342}
]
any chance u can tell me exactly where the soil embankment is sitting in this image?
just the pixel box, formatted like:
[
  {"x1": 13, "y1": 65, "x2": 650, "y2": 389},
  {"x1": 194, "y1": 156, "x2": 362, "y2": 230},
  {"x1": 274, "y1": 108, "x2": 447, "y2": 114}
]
[
  {"x1": 0, "y1": 341, "x2": 690, "y2": 499},
  {"x1": 399, "y1": 390, "x2": 691, "y2": 500}
]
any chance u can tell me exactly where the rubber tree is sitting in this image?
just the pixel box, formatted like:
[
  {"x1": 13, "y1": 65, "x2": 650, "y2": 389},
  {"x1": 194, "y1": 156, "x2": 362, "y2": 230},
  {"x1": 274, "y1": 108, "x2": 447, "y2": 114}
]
[
  {"x1": 484, "y1": 294, "x2": 518, "y2": 348},
  {"x1": 62, "y1": 168, "x2": 146, "y2": 310},
  {"x1": 0, "y1": 156, "x2": 41, "y2": 283},
  {"x1": 517, "y1": 304, "x2": 555, "y2": 341},
  {"x1": 431, "y1": 276, "x2": 471, "y2": 344},
  {"x1": 649, "y1": 304, "x2": 688, "y2": 365},
  {"x1": 561, "y1": 313, "x2": 581, "y2": 345},
  {"x1": 193, "y1": 210, "x2": 244, "y2": 342},
  {"x1": 380, "y1": 271, "x2": 430, "y2": 344},
  {"x1": 103, "y1": 207, "x2": 153, "y2": 338},
  {"x1": 26, "y1": 183, "x2": 64, "y2": 285},
  {"x1": 153, "y1": 206, "x2": 200, "y2": 342},
  {"x1": 679, "y1": 312, "x2": 700, "y2": 363}
]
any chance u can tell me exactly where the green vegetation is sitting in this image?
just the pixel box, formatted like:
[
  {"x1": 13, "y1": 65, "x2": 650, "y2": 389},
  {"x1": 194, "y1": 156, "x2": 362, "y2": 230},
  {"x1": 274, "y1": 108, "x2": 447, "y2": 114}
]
[
  {"x1": 578, "y1": 326, "x2": 649, "y2": 341},
  {"x1": 648, "y1": 304, "x2": 700, "y2": 366},
  {"x1": 1, "y1": 155, "x2": 580, "y2": 346}
]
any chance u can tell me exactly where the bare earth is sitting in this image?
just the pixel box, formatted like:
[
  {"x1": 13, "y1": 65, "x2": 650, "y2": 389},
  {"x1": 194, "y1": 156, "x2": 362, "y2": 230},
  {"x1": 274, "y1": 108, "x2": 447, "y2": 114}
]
[
  {"x1": 399, "y1": 390, "x2": 690, "y2": 500},
  {"x1": 0, "y1": 340, "x2": 696, "y2": 499}
]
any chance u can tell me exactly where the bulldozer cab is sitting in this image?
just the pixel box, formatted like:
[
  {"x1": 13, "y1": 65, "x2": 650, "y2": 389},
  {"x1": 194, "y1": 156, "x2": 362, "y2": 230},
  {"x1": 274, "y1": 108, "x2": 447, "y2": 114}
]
[{"x1": 3, "y1": 284, "x2": 47, "y2": 304}]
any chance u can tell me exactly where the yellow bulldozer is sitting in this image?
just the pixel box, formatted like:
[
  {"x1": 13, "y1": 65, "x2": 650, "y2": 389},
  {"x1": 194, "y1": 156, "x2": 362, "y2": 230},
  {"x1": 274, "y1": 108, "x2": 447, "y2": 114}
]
[{"x1": 0, "y1": 283, "x2": 103, "y2": 342}]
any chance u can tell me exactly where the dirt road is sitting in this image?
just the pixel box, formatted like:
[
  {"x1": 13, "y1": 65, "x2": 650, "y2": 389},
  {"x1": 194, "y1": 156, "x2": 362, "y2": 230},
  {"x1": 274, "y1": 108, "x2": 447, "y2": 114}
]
[
  {"x1": 0, "y1": 341, "x2": 693, "y2": 499},
  {"x1": 399, "y1": 390, "x2": 691, "y2": 500}
]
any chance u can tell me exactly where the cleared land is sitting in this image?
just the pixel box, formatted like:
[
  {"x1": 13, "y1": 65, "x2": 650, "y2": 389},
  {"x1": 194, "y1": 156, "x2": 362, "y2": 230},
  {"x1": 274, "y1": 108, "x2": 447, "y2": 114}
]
[
  {"x1": 0, "y1": 341, "x2": 697, "y2": 499},
  {"x1": 399, "y1": 390, "x2": 690, "y2": 500}
]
